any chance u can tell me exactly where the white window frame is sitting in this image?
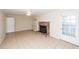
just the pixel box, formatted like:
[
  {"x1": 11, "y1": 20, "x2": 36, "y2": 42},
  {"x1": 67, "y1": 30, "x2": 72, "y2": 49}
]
[
  {"x1": 61, "y1": 15, "x2": 77, "y2": 38},
  {"x1": 60, "y1": 15, "x2": 79, "y2": 45}
]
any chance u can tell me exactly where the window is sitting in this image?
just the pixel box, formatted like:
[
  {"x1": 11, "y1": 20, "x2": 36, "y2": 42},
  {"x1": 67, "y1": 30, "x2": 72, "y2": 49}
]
[{"x1": 62, "y1": 16, "x2": 76, "y2": 37}]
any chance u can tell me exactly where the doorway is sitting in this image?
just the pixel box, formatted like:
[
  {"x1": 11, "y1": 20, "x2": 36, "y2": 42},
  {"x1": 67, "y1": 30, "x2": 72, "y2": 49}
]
[{"x1": 6, "y1": 17, "x2": 15, "y2": 33}]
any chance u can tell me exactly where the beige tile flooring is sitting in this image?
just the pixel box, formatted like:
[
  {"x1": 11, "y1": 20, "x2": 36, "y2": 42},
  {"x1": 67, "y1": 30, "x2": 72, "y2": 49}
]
[{"x1": 0, "y1": 30, "x2": 79, "y2": 49}]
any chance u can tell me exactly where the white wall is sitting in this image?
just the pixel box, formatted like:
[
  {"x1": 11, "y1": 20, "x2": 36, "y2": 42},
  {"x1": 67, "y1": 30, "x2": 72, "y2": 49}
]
[
  {"x1": 0, "y1": 11, "x2": 6, "y2": 44},
  {"x1": 6, "y1": 14, "x2": 33, "y2": 32},
  {"x1": 35, "y1": 9, "x2": 79, "y2": 46}
]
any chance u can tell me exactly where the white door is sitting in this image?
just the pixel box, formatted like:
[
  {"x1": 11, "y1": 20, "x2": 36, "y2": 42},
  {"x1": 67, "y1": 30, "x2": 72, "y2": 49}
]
[{"x1": 6, "y1": 17, "x2": 15, "y2": 33}]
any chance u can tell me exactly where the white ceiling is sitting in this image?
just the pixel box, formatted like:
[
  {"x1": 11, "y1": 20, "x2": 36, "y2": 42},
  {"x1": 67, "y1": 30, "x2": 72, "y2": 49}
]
[
  {"x1": 2, "y1": 9, "x2": 53, "y2": 16},
  {"x1": 2, "y1": 9, "x2": 79, "y2": 16}
]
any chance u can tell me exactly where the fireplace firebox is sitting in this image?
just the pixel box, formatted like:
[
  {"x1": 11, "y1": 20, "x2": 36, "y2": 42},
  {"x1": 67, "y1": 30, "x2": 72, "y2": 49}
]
[
  {"x1": 39, "y1": 25, "x2": 47, "y2": 33},
  {"x1": 39, "y1": 22, "x2": 49, "y2": 34}
]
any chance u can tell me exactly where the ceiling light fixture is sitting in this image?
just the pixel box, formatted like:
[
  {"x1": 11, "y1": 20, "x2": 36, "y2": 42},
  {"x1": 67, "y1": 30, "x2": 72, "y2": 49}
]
[{"x1": 26, "y1": 9, "x2": 32, "y2": 16}]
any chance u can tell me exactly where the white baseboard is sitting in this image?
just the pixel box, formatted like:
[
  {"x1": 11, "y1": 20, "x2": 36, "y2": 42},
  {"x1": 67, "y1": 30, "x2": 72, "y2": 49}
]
[
  {"x1": 50, "y1": 34, "x2": 79, "y2": 46},
  {"x1": 15, "y1": 29, "x2": 33, "y2": 32}
]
